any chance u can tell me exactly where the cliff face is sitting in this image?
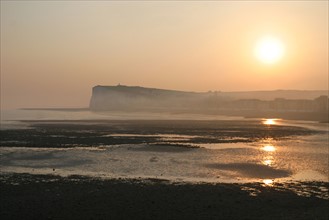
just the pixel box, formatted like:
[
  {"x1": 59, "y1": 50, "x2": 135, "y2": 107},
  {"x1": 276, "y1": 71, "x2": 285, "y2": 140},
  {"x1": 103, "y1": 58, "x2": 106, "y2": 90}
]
[
  {"x1": 89, "y1": 85, "x2": 328, "y2": 115},
  {"x1": 89, "y1": 85, "x2": 219, "y2": 111}
]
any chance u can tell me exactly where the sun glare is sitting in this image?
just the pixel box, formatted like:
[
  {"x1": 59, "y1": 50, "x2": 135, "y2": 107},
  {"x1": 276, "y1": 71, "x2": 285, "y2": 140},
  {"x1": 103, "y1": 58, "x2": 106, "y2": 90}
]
[
  {"x1": 262, "y1": 145, "x2": 276, "y2": 152},
  {"x1": 262, "y1": 159, "x2": 273, "y2": 166},
  {"x1": 255, "y1": 36, "x2": 284, "y2": 64},
  {"x1": 263, "y1": 119, "x2": 276, "y2": 125},
  {"x1": 263, "y1": 179, "x2": 274, "y2": 186}
]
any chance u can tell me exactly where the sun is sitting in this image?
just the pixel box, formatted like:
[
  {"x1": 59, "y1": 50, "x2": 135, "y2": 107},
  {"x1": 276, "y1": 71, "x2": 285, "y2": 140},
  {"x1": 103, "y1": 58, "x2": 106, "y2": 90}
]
[{"x1": 255, "y1": 36, "x2": 284, "y2": 64}]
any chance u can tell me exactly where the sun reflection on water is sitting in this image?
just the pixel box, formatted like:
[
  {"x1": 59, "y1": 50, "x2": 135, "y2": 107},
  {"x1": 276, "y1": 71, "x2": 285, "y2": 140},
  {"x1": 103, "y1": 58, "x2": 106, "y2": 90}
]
[
  {"x1": 261, "y1": 145, "x2": 276, "y2": 152},
  {"x1": 262, "y1": 159, "x2": 273, "y2": 166},
  {"x1": 263, "y1": 119, "x2": 278, "y2": 125},
  {"x1": 263, "y1": 179, "x2": 274, "y2": 186}
]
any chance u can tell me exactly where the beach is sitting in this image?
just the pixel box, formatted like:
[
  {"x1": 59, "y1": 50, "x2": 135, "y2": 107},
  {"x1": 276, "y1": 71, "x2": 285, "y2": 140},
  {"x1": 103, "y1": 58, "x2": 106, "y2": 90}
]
[
  {"x1": 1, "y1": 111, "x2": 328, "y2": 219},
  {"x1": 1, "y1": 173, "x2": 328, "y2": 220}
]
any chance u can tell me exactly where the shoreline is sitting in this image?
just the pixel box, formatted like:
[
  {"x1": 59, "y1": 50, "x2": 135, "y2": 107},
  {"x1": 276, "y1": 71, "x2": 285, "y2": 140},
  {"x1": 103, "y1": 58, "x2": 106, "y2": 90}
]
[
  {"x1": 1, "y1": 173, "x2": 328, "y2": 220},
  {"x1": 16, "y1": 108, "x2": 329, "y2": 123}
]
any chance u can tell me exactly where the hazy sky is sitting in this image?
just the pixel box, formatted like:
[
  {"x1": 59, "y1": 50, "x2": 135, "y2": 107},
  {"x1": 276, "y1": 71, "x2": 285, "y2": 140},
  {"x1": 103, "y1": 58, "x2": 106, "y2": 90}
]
[{"x1": 1, "y1": 1, "x2": 328, "y2": 109}]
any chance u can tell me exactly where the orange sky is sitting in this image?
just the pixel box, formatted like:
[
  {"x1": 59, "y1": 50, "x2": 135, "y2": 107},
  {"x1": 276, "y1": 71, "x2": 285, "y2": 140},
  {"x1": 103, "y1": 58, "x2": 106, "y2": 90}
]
[{"x1": 1, "y1": 1, "x2": 328, "y2": 109}]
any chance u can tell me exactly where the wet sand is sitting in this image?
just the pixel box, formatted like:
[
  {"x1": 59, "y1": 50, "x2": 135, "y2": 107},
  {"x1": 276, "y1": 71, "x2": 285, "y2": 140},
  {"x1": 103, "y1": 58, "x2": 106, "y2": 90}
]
[
  {"x1": 1, "y1": 119, "x2": 320, "y2": 148},
  {"x1": 1, "y1": 119, "x2": 328, "y2": 219},
  {"x1": 1, "y1": 173, "x2": 328, "y2": 220}
]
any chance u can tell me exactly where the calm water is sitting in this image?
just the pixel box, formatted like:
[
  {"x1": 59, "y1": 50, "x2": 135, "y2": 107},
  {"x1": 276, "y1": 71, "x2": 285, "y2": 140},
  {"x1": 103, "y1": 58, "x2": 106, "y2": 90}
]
[{"x1": 1, "y1": 109, "x2": 328, "y2": 187}]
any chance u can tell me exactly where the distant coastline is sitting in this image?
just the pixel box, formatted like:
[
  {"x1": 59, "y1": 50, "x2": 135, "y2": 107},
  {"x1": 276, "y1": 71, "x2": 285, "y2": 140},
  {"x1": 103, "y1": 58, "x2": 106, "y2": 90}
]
[
  {"x1": 18, "y1": 85, "x2": 329, "y2": 123},
  {"x1": 88, "y1": 85, "x2": 328, "y2": 122}
]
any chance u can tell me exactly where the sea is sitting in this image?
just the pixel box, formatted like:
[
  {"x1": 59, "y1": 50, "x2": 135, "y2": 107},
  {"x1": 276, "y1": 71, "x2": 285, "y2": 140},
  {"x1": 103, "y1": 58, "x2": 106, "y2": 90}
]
[{"x1": 1, "y1": 109, "x2": 328, "y2": 197}]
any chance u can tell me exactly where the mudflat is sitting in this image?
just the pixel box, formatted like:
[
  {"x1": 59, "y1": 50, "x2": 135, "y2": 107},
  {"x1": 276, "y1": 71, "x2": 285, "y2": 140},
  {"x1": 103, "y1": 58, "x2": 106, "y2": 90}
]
[
  {"x1": 1, "y1": 119, "x2": 319, "y2": 148},
  {"x1": 0, "y1": 173, "x2": 328, "y2": 220}
]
